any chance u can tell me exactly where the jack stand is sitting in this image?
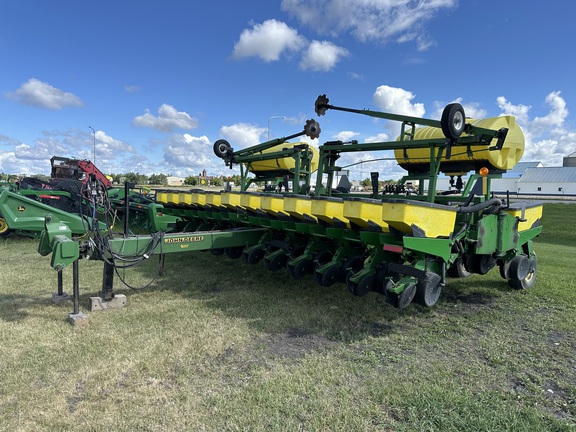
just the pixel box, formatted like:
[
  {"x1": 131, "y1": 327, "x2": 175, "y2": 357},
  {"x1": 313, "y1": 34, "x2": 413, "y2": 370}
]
[
  {"x1": 89, "y1": 261, "x2": 127, "y2": 312},
  {"x1": 52, "y1": 268, "x2": 71, "y2": 305},
  {"x1": 67, "y1": 259, "x2": 88, "y2": 326}
]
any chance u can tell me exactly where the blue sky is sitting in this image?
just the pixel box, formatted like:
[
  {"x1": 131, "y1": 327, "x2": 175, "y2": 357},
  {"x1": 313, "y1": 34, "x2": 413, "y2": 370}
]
[{"x1": 1, "y1": 0, "x2": 575, "y2": 180}]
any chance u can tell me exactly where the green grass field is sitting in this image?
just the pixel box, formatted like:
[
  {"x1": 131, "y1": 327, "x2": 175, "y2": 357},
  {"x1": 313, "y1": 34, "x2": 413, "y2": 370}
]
[{"x1": 0, "y1": 203, "x2": 574, "y2": 431}]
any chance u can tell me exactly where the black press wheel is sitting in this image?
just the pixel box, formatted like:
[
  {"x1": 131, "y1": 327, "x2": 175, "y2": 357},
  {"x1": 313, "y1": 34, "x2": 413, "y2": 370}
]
[
  {"x1": 340, "y1": 255, "x2": 364, "y2": 283},
  {"x1": 371, "y1": 264, "x2": 390, "y2": 295},
  {"x1": 398, "y1": 284, "x2": 417, "y2": 309},
  {"x1": 314, "y1": 265, "x2": 340, "y2": 287},
  {"x1": 224, "y1": 246, "x2": 244, "y2": 259},
  {"x1": 414, "y1": 271, "x2": 442, "y2": 307},
  {"x1": 286, "y1": 258, "x2": 311, "y2": 279},
  {"x1": 384, "y1": 280, "x2": 416, "y2": 309},
  {"x1": 507, "y1": 254, "x2": 537, "y2": 290},
  {"x1": 498, "y1": 259, "x2": 511, "y2": 280},
  {"x1": 263, "y1": 253, "x2": 288, "y2": 272},
  {"x1": 447, "y1": 257, "x2": 471, "y2": 278},
  {"x1": 243, "y1": 247, "x2": 265, "y2": 265},
  {"x1": 313, "y1": 249, "x2": 333, "y2": 268},
  {"x1": 346, "y1": 274, "x2": 374, "y2": 297},
  {"x1": 441, "y1": 103, "x2": 466, "y2": 140},
  {"x1": 213, "y1": 139, "x2": 232, "y2": 159}
]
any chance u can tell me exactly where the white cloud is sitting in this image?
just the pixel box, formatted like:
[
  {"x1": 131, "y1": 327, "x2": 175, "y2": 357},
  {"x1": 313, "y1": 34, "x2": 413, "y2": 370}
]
[
  {"x1": 92, "y1": 130, "x2": 134, "y2": 161},
  {"x1": 232, "y1": 19, "x2": 306, "y2": 62},
  {"x1": 397, "y1": 33, "x2": 436, "y2": 51},
  {"x1": 0, "y1": 150, "x2": 49, "y2": 175},
  {"x1": 125, "y1": 85, "x2": 141, "y2": 93},
  {"x1": 0, "y1": 129, "x2": 134, "y2": 175},
  {"x1": 281, "y1": 0, "x2": 456, "y2": 48},
  {"x1": 452, "y1": 98, "x2": 487, "y2": 119},
  {"x1": 532, "y1": 91, "x2": 568, "y2": 132},
  {"x1": 298, "y1": 135, "x2": 321, "y2": 147},
  {"x1": 0, "y1": 151, "x2": 19, "y2": 173},
  {"x1": 364, "y1": 132, "x2": 390, "y2": 143},
  {"x1": 132, "y1": 104, "x2": 199, "y2": 132},
  {"x1": 332, "y1": 131, "x2": 359, "y2": 142},
  {"x1": 13, "y1": 145, "x2": 48, "y2": 163},
  {"x1": 219, "y1": 123, "x2": 267, "y2": 149},
  {"x1": 335, "y1": 149, "x2": 406, "y2": 181},
  {"x1": 163, "y1": 134, "x2": 218, "y2": 175},
  {"x1": 299, "y1": 40, "x2": 348, "y2": 71},
  {"x1": 497, "y1": 96, "x2": 531, "y2": 124},
  {"x1": 348, "y1": 72, "x2": 365, "y2": 81},
  {"x1": 432, "y1": 98, "x2": 487, "y2": 120},
  {"x1": 497, "y1": 91, "x2": 576, "y2": 167},
  {"x1": 372, "y1": 85, "x2": 425, "y2": 117},
  {"x1": 0, "y1": 134, "x2": 22, "y2": 148},
  {"x1": 5, "y1": 78, "x2": 83, "y2": 110}
]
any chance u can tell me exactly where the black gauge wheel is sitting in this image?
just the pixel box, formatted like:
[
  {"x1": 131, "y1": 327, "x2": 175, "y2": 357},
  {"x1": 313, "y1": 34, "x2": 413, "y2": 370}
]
[
  {"x1": 213, "y1": 139, "x2": 232, "y2": 159},
  {"x1": 414, "y1": 272, "x2": 442, "y2": 307},
  {"x1": 441, "y1": 103, "x2": 466, "y2": 140}
]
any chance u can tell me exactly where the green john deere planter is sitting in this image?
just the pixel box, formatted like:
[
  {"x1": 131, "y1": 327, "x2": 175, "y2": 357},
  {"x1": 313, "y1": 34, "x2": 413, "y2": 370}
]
[{"x1": 0, "y1": 94, "x2": 542, "y2": 324}]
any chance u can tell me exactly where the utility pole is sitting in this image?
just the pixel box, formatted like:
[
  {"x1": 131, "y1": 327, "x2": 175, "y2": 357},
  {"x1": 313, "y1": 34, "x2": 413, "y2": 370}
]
[{"x1": 88, "y1": 126, "x2": 96, "y2": 164}]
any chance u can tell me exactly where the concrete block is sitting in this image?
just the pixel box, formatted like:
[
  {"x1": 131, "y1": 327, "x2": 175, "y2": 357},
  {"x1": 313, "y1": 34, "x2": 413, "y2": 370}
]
[
  {"x1": 67, "y1": 312, "x2": 88, "y2": 326},
  {"x1": 52, "y1": 292, "x2": 71, "y2": 305},
  {"x1": 89, "y1": 294, "x2": 128, "y2": 312}
]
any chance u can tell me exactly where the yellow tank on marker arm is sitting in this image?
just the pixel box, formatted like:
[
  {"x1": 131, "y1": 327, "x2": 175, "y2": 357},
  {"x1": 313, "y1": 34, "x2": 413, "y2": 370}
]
[
  {"x1": 395, "y1": 116, "x2": 524, "y2": 173},
  {"x1": 245, "y1": 142, "x2": 319, "y2": 174}
]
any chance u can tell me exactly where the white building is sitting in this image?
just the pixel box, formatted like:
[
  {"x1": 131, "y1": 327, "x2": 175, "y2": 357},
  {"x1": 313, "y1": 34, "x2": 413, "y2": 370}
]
[
  {"x1": 167, "y1": 176, "x2": 185, "y2": 186},
  {"x1": 492, "y1": 161, "x2": 543, "y2": 194},
  {"x1": 426, "y1": 160, "x2": 576, "y2": 196},
  {"x1": 516, "y1": 167, "x2": 576, "y2": 196}
]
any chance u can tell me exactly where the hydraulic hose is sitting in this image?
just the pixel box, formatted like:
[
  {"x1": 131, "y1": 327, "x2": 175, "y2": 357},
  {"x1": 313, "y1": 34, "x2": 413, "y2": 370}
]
[{"x1": 456, "y1": 197, "x2": 502, "y2": 214}]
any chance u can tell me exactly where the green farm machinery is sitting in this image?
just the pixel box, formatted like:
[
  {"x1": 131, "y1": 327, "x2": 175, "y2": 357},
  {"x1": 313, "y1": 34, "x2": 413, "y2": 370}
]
[
  {"x1": 0, "y1": 94, "x2": 542, "y2": 323},
  {"x1": 0, "y1": 156, "x2": 179, "y2": 238}
]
